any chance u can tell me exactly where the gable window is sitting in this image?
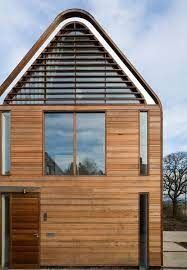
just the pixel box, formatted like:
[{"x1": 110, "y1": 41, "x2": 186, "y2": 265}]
[{"x1": 45, "y1": 112, "x2": 105, "y2": 175}]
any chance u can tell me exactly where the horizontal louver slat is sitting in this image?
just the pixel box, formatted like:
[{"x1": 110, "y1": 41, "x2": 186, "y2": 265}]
[{"x1": 4, "y1": 22, "x2": 145, "y2": 105}]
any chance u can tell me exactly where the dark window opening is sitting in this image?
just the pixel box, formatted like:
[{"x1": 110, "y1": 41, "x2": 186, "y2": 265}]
[{"x1": 139, "y1": 193, "x2": 149, "y2": 269}]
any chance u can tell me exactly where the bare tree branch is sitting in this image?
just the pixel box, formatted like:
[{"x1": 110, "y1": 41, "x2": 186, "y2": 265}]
[{"x1": 163, "y1": 152, "x2": 187, "y2": 217}]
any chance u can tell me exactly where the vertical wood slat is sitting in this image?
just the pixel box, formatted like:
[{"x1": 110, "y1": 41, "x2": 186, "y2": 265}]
[{"x1": 73, "y1": 112, "x2": 77, "y2": 175}]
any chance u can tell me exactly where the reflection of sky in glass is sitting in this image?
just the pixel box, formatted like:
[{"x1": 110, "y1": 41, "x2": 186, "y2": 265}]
[
  {"x1": 140, "y1": 112, "x2": 148, "y2": 165},
  {"x1": 45, "y1": 113, "x2": 105, "y2": 175},
  {"x1": 45, "y1": 113, "x2": 73, "y2": 174},
  {"x1": 2, "y1": 112, "x2": 10, "y2": 175},
  {"x1": 77, "y1": 113, "x2": 105, "y2": 175}
]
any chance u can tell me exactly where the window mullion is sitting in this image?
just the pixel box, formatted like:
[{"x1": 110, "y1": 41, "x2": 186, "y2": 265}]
[{"x1": 73, "y1": 112, "x2": 77, "y2": 175}]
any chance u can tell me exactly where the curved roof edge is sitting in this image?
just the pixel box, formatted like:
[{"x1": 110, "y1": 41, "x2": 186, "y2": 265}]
[{"x1": 0, "y1": 8, "x2": 161, "y2": 107}]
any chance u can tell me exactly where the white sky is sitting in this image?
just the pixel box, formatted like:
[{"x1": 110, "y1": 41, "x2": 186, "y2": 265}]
[{"x1": 0, "y1": 0, "x2": 186, "y2": 155}]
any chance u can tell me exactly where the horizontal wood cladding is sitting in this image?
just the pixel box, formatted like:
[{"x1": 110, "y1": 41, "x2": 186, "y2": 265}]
[
  {"x1": 9, "y1": 193, "x2": 40, "y2": 269},
  {"x1": 148, "y1": 109, "x2": 162, "y2": 265},
  {"x1": 41, "y1": 184, "x2": 139, "y2": 266},
  {"x1": 11, "y1": 108, "x2": 43, "y2": 176},
  {"x1": 0, "y1": 104, "x2": 162, "y2": 267},
  {"x1": 107, "y1": 110, "x2": 139, "y2": 176}
]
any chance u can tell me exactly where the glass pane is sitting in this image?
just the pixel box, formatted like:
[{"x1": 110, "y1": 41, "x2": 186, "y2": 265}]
[
  {"x1": 2, "y1": 112, "x2": 10, "y2": 175},
  {"x1": 76, "y1": 113, "x2": 105, "y2": 175},
  {"x1": 139, "y1": 194, "x2": 148, "y2": 268},
  {"x1": 45, "y1": 113, "x2": 73, "y2": 175},
  {"x1": 140, "y1": 112, "x2": 148, "y2": 175}
]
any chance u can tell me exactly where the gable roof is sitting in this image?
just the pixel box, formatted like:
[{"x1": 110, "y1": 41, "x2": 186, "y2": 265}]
[{"x1": 0, "y1": 8, "x2": 161, "y2": 105}]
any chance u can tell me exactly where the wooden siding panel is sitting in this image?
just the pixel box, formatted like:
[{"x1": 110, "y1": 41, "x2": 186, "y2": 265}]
[
  {"x1": 9, "y1": 193, "x2": 40, "y2": 269},
  {"x1": 0, "y1": 105, "x2": 162, "y2": 267},
  {"x1": 107, "y1": 110, "x2": 139, "y2": 176},
  {"x1": 11, "y1": 109, "x2": 43, "y2": 176},
  {"x1": 149, "y1": 109, "x2": 162, "y2": 266}
]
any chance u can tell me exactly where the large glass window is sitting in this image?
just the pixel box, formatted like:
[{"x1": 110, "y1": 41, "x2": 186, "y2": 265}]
[
  {"x1": 140, "y1": 111, "x2": 148, "y2": 175},
  {"x1": 45, "y1": 112, "x2": 105, "y2": 175},
  {"x1": 1, "y1": 112, "x2": 10, "y2": 175},
  {"x1": 77, "y1": 113, "x2": 105, "y2": 175},
  {"x1": 45, "y1": 113, "x2": 74, "y2": 175}
]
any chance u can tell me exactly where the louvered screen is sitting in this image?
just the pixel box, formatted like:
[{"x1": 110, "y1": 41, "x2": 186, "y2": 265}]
[{"x1": 4, "y1": 22, "x2": 145, "y2": 105}]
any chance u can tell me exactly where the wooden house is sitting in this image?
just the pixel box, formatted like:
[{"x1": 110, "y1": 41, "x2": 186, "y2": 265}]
[{"x1": 0, "y1": 9, "x2": 162, "y2": 269}]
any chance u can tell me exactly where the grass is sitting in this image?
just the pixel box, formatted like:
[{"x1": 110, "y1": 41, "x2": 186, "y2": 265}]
[{"x1": 163, "y1": 201, "x2": 187, "y2": 230}]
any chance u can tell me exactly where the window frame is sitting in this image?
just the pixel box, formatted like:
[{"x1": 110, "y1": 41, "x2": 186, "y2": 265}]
[
  {"x1": 139, "y1": 192, "x2": 149, "y2": 268},
  {"x1": 0, "y1": 111, "x2": 11, "y2": 176},
  {"x1": 139, "y1": 110, "x2": 149, "y2": 176},
  {"x1": 44, "y1": 112, "x2": 74, "y2": 175},
  {"x1": 43, "y1": 111, "x2": 106, "y2": 176}
]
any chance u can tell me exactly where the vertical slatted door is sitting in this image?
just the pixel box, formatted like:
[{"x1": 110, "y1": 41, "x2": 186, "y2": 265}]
[{"x1": 9, "y1": 193, "x2": 40, "y2": 269}]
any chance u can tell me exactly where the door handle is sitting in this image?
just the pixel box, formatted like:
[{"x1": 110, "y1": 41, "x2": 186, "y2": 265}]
[{"x1": 33, "y1": 233, "x2": 39, "y2": 238}]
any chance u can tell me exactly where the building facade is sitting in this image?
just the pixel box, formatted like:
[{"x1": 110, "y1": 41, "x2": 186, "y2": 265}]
[{"x1": 0, "y1": 9, "x2": 162, "y2": 269}]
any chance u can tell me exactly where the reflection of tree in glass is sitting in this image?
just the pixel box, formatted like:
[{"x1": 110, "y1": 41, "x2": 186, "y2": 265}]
[
  {"x1": 78, "y1": 158, "x2": 103, "y2": 175},
  {"x1": 45, "y1": 152, "x2": 73, "y2": 175},
  {"x1": 63, "y1": 162, "x2": 74, "y2": 175},
  {"x1": 45, "y1": 153, "x2": 103, "y2": 175},
  {"x1": 45, "y1": 152, "x2": 64, "y2": 175}
]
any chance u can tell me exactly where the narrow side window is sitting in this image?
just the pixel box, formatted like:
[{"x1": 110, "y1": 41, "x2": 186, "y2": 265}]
[
  {"x1": 140, "y1": 111, "x2": 148, "y2": 175},
  {"x1": 139, "y1": 193, "x2": 149, "y2": 269},
  {"x1": 1, "y1": 112, "x2": 10, "y2": 175}
]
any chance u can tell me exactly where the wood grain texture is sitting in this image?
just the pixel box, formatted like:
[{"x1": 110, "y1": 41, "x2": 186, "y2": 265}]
[
  {"x1": 0, "y1": 195, "x2": 1, "y2": 263},
  {"x1": 11, "y1": 108, "x2": 43, "y2": 176},
  {"x1": 0, "y1": 104, "x2": 162, "y2": 267},
  {"x1": 9, "y1": 193, "x2": 40, "y2": 269}
]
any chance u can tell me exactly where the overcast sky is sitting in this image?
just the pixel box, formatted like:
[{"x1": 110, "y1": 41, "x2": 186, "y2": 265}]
[{"x1": 0, "y1": 0, "x2": 186, "y2": 156}]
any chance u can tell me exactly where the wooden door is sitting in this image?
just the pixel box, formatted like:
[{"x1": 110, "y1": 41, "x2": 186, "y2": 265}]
[{"x1": 9, "y1": 193, "x2": 40, "y2": 269}]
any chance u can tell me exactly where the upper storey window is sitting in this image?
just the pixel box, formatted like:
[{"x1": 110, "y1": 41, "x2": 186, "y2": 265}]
[
  {"x1": 76, "y1": 113, "x2": 105, "y2": 175},
  {"x1": 140, "y1": 111, "x2": 148, "y2": 175},
  {"x1": 45, "y1": 113, "x2": 74, "y2": 175},
  {"x1": 45, "y1": 112, "x2": 105, "y2": 175},
  {"x1": 4, "y1": 22, "x2": 144, "y2": 105},
  {"x1": 1, "y1": 112, "x2": 10, "y2": 175}
]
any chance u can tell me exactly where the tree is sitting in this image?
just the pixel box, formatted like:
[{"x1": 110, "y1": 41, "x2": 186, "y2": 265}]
[
  {"x1": 163, "y1": 152, "x2": 187, "y2": 217},
  {"x1": 78, "y1": 158, "x2": 103, "y2": 175},
  {"x1": 64, "y1": 162, "x2": 74, "y2": 175}
]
